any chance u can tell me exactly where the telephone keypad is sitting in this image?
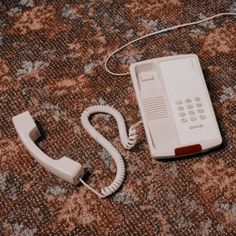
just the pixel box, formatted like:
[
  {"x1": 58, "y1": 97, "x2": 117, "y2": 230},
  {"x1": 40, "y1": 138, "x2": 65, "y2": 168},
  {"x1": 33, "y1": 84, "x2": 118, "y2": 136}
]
[{"x1": 176, "y1": 97, "x2": 206, "y2": 123}]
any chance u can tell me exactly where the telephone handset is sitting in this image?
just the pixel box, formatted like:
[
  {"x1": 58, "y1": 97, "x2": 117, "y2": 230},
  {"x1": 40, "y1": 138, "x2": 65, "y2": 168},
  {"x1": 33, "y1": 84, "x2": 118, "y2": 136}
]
[
  {"x1": 12, "y1": 111, "x2": 84, "y2": 184},
  {"x1": 130, "y1": 54, "x2": 222, "y2": 158}
]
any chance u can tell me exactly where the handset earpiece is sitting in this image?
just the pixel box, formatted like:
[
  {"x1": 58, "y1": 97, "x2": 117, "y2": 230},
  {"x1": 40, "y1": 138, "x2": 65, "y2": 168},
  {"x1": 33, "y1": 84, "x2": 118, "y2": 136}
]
[{"x1": 12, "y1": 111, "x2": 84, "y2": 185}]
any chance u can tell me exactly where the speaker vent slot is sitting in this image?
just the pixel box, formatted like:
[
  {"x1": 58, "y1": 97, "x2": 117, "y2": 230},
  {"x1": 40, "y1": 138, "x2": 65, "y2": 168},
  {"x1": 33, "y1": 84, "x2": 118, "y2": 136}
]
[{"x1": 143, "y1": 97, "x2": 168, "y2": 121}]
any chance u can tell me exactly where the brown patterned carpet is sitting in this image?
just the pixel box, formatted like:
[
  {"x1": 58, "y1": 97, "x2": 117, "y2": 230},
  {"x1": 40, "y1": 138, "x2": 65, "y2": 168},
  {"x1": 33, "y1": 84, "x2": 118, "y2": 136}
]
[{"x1": 1, "y1": 0, "x2": 236, "y2": 235}]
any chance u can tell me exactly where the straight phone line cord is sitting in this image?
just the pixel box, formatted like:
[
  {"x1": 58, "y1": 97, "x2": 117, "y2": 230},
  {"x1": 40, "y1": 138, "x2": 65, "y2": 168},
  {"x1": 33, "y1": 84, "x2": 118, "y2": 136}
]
[{"x1": 104, "y1": 12, "x2": 236, "y2": 76}]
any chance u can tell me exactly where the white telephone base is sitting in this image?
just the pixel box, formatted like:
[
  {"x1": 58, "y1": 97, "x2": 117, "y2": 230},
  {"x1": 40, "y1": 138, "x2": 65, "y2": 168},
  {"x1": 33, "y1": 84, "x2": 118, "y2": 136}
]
[{"x1": 130, "y1": 54, "x2": 222, "y2": 159}]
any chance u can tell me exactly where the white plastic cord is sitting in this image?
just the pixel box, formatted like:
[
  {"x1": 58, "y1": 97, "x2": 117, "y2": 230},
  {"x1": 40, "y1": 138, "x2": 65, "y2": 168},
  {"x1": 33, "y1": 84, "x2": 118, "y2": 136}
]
[
  {"x1": 80, "y1": 105, "x2": 141, "y2": 198},
  {"x1": 104, "y1": 12, "x2": 236, "y2": 76},
  {"x1": 79, "y1": 178, "x2": 104, "y2": 198}
]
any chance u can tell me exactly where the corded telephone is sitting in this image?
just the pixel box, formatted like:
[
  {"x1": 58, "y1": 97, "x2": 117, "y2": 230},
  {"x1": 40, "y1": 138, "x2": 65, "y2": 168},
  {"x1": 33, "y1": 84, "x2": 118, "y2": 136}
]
[
  {"x1": 130, "y1": 54, "x2": 222, "y2": 158},
  {"x1": 12, "y1": 12, "x2": 235, "y2": 198}
]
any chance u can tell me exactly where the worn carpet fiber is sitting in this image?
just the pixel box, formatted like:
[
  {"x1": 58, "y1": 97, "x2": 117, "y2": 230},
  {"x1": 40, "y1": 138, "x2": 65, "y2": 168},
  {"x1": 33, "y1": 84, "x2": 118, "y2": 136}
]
[{"x1": 0, "y1": 0, "x2": 236, "y2": 235}]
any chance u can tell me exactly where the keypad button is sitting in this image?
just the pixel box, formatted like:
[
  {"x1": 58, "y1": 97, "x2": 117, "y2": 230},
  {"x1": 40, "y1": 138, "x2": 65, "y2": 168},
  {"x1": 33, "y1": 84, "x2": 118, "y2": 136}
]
[
  {"x1": 199, "y1": 115, "x2": 206, "y2": 120},
  {"x1": 189, "y1": 110, "x2": 195, "y2": 115},
  {"x1": 187, "y1": 104, "x2": 193, "y2": 109},
  {"x1": 179, "y1": 112, "x2": 186, "y2": 117},
  {"x1": 198, "y1": 109, "x2": 204, "y2": 114},
  {"x1": 185, "y1": 99, "x2": 192, "y2": 103},
  {"x1": 196, "y1": 103, "x2": 203, "y2": 108},
  {"x1": 178, "y1": 106, "x2": 184, "y2": 111},
  {"x1": 190, "y1": 116, "x2": 197, "y2": 121},
  {"x1": 181, "y1": 118, "x2": 188, "y2": 123},
  {"x1": 195, "y1": 97, "x2": 201, "y2": 101},
  {"x1": 176, "y1": 100, "x2": 183, "y2": 105}
]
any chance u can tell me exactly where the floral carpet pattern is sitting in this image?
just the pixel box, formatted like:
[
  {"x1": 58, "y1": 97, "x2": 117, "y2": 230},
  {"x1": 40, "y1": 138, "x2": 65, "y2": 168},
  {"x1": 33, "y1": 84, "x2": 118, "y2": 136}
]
[{"x1": 0, "y1": 0, "x2": 236, "y2": 235}]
